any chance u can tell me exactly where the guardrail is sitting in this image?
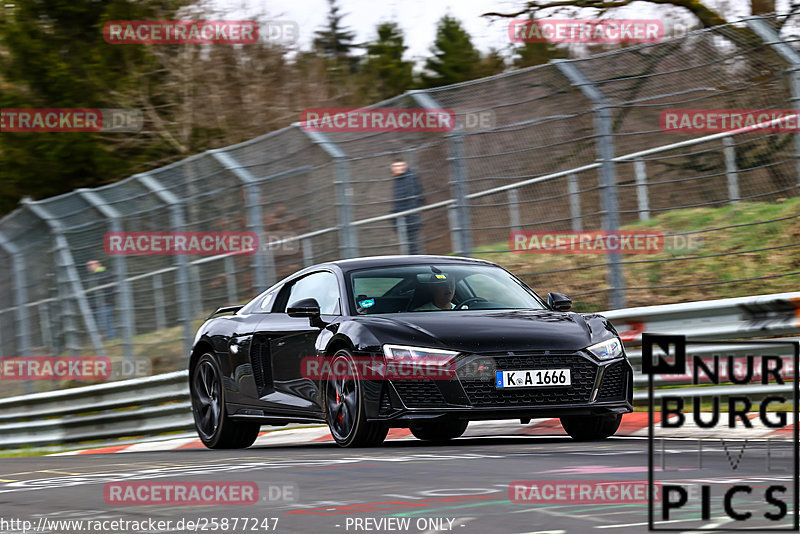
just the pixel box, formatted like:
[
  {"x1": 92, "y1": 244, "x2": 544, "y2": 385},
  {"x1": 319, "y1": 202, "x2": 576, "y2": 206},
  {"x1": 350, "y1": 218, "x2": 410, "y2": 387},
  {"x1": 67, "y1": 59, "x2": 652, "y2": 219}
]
[{"x1": 0, "y1": 291, "x2": 798, "y2": 449}]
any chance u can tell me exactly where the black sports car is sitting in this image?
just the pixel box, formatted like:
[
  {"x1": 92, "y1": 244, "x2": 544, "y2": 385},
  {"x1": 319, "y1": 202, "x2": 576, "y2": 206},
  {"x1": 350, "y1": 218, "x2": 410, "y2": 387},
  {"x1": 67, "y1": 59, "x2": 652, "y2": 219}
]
[{"x1": 189, "y1": 255, "x2": 633, "y2": 448}]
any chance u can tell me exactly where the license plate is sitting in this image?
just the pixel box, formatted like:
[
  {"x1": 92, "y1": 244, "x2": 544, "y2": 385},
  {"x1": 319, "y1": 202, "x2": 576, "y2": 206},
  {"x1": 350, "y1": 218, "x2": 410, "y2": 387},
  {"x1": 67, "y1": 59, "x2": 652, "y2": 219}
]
[{"x1": 495, "y1": 369, "x2": 571, "y2": 388}]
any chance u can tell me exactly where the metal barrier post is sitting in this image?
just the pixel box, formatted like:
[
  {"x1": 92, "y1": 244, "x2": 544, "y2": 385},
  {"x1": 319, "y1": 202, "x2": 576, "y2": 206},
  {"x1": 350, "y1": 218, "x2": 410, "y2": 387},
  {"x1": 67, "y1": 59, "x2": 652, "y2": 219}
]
[
  {"x1": 302, "y1": 129, "x2": 359, "y2": 258},
  {"x1": 301, "y1": 238, "x2": 314, "y2": 267},
  {"x1": 507, "y1": 189, "x2": 521, "y2": 233},
  {"x1": 722, "y1": 137, "x2": 740, "y2": 204},
  {"x1": 447, "y1": 127, "x2": 474, "y2": 256},
  {"x1": 224, "y1": 256, "x2": 237, "y2": 303},
  {"x1": 397, "y1": 217, "x2": 410, "y2": 254},
  {"x1": 0, "y1": 231, "x2": 32, "y2": 393},
  {"x1": 77, "y1": 189, "x2": 134, "y2": 362},
  {"x1": 136, "y1": 173, "x2": 193, "y2": 357},
  {"x1": 634, "y1": 158, "x2": 650, "y2": 221},
  {"x1": 153, "y1": 273, "x2": 167, "y2": 330},
  {"x1": 746, "y1": 17, "x2": 800, "y2": 190},
  {"x1": 555, "y1": 60, "x2": 626, "y2": 309},
  {"x1": 22, "y1": 199, "x2": 107, "y2": 356},
  {"x1": 410, "y1": 90, "x2": 473, "y2": 256},
  {"x1": 209, "y1": 149, "x2": 274, "y2": 288},
  {"x1": 567, "y1": 173, "x2": 582, "y2": 231}
]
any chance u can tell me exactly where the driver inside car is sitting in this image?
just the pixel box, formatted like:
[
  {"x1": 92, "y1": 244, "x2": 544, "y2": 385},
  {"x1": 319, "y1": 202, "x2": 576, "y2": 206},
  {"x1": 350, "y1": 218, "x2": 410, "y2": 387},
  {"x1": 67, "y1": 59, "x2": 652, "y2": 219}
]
[{"x1": 414, "y1": 276, "x2": 458, "y2": 311}]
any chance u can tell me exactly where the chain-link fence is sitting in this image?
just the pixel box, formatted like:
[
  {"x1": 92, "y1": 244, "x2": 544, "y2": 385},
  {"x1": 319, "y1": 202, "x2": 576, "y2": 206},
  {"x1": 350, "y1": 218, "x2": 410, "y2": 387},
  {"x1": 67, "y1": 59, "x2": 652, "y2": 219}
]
[{"x1": 1, "y1": 15, "x2": 799, "y2": 395}]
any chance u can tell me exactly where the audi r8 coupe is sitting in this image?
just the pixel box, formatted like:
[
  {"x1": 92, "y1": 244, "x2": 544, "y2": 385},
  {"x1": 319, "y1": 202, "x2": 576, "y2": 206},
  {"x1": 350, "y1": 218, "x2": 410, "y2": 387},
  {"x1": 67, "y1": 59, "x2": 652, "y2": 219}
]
[{"x1": 189, "y1": 255, "x2": 633, "y2": 448}]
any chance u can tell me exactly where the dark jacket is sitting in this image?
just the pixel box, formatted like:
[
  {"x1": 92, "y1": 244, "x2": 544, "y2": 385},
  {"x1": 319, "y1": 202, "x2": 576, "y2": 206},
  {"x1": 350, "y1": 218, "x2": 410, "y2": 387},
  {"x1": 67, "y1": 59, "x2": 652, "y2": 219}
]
[
  {"x1": 88, "y1": 267, "x2": 114, "y2": 307},
  {"x1": 392, "y1": 169, "x2": 424, "y2": 214}
]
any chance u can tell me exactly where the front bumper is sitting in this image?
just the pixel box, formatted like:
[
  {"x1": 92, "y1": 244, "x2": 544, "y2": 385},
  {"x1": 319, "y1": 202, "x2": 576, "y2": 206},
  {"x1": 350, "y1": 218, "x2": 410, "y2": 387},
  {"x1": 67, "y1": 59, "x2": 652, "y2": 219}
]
[{"x1": 369, "y1": 350, "x2": 633, "y2": 424}]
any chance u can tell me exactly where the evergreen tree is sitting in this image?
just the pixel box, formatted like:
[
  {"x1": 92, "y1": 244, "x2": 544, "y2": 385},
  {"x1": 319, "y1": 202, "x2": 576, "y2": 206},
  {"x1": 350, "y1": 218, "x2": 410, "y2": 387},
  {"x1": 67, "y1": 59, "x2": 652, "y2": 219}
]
[
  {"x1": 421, "y1": 15, "x2": 482, "y2": 88},
  {"x1": 0, "y1": 0, "x2": 186, "y2": 214},
  {"x1": 363, "y1": 22, "x2": 413, "y2": 100},
  {"x1": 312, "y1": 0, "x2": 357, "y2": 62},
  {"x1": 514, "y1": 38, "x2": 568, "y2": 68}
]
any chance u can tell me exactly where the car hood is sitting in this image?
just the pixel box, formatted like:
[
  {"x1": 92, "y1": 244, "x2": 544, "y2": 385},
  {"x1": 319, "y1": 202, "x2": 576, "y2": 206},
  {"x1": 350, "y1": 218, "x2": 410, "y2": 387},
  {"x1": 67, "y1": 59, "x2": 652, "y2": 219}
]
[{"x1": 356, "y1": 309, "x2": 614, "y2": 353}]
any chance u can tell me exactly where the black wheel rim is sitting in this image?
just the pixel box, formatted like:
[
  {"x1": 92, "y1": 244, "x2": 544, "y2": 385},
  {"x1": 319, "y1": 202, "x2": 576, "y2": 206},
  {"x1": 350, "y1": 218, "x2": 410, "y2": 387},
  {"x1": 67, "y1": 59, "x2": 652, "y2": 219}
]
[
  {"x1": 192, "y1": 359, "x2": 221, "y2": 440},
  {"x1": 326, "y1": 354, "x2": 358, "y2": 441}
]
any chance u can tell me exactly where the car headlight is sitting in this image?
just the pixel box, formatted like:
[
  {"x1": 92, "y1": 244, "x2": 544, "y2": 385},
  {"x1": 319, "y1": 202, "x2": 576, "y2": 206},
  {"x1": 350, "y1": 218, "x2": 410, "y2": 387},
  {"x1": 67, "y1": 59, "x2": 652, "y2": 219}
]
[
  {"x1": 586, "y1": 338, "x2": 624, "y2": 360},
  {"x1": 383, "y1": 344, "x2": 459, "y2": 366}
]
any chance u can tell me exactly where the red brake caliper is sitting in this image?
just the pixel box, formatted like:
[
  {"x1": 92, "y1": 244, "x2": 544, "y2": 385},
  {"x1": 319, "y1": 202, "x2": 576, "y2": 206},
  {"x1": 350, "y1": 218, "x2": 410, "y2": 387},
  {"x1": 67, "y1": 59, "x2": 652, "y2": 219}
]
[{"x1": 336, "y1": 387, "x2": 342, "y2": 422}]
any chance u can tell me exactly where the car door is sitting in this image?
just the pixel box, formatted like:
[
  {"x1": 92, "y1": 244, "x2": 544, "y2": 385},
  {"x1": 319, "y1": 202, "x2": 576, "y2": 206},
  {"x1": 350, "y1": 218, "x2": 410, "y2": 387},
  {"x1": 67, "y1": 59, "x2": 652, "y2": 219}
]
[{"x1": 250, "y1": 270, "x2": 342, "y2": 415}]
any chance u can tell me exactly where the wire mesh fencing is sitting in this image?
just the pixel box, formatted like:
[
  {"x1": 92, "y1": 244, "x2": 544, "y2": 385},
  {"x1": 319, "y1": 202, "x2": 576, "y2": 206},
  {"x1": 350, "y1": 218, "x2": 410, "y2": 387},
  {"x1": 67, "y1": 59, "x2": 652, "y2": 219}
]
[{"x1": 0, "y1": 15, "x2": 798, "y2": 395}]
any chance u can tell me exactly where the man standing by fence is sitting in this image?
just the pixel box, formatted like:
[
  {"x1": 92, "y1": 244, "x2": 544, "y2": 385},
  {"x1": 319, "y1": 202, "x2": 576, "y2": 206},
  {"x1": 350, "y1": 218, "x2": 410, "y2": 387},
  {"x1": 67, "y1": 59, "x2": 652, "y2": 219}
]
[
  {"x1": 86, "y1": 260, "x2": 116, "y2": 339},
  {"x1": 391, "y1": 158, "x2": 425, "y2": 254}
]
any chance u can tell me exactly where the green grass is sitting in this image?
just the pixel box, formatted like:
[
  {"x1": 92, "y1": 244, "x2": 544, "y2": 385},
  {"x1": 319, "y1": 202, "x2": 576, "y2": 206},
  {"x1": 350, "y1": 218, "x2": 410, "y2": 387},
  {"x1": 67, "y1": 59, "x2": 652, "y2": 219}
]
[{"x1": 476, "y1": 197, "x2": 800, "y2": 310}]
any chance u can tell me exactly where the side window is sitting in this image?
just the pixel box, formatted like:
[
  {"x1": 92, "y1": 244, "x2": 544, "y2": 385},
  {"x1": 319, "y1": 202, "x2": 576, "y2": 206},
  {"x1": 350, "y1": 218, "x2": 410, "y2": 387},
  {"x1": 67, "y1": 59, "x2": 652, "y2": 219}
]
[
  {"x1": 259, "y1": 290, "x2": 278, "y2": 312},
  {"x1": 285, "y1": 271, "x2": 341, "y2": 315}
]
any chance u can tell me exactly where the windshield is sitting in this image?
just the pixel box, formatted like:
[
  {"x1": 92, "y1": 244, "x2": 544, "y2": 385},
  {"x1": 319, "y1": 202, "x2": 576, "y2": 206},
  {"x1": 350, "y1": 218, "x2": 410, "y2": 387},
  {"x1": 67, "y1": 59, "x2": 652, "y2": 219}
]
[{"x1": 348, "y1": 264, "x2": 546, "y2": 314}]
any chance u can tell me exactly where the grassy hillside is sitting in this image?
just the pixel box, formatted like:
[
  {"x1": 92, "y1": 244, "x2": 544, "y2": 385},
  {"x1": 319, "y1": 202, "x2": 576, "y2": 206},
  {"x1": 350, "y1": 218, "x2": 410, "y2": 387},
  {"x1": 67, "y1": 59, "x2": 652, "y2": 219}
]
[{"x1": 477, "y1": 198, "x2": 800, "y2": 311}]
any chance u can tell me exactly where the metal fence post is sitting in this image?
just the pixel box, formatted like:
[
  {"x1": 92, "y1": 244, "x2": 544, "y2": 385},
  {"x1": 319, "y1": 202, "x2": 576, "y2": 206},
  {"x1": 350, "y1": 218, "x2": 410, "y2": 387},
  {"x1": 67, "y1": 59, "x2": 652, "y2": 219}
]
[
  {"x1": 301, "y1": 239, "x2": 314, "y2": 267},
  {"x1": 397, "y1": 217, "x2": 410, "y2": 254},
  {"x1": 209, "y1": 149, "x2": 274, "y2": 288},
  {"x1": 567, "y1": 173, "x2": 582, "y2": 231},
  {"x1": 507, "y1": 189, "x2": 521, "y2": 233},
  {"x1": 410, "y1": 89, "x2": 473, "y2": 256},
  {"x1": 746, "y1": 17, "x2": 800, "y2": 190},
  {"x1": 77, "y1": 189, "x2": 134, "y2": 362},
  {"x1": 22, "y1": 199, "x2": 107, "y2": 356},
  {"x1": 0, "y1": 231, "x2": 32, "y2": 393},
  {"x1": 634, "y1": 158, "x2": 651, "y2": 221},
  {"x1": 189, "y1": 264, "x2": 202, "y2": 316},
  {"x1": 153, "y1": 273, "x2": 167, "y2": 331},
  {"x1": 722, "y1": 137, "x2": 740, "y2": 204},
  {"x1": 136, "y1": 173, "x2": 193, "y2": 357},
  {"x1": 555, "y1": 60, "x2": 626, "y2": 309},
  {"x1": 447, "y1": 127, "x2": 473, "y2": 256},
  {"x1": 40, "y1": 302, "x2": 53, "y2": 350},
  {"x1": 302, "y1": 128, "x2": 359, "y2": 258},
  {"x1": 224, "y1": 256, "x2": 237, "y2": 304}
]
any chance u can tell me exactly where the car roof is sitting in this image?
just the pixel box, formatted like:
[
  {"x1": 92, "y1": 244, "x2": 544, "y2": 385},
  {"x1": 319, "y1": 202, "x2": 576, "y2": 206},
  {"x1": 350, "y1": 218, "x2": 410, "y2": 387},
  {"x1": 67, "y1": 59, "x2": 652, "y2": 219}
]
[{"x1": 318, "y1": 255, "x2": 497, "y2": 273}]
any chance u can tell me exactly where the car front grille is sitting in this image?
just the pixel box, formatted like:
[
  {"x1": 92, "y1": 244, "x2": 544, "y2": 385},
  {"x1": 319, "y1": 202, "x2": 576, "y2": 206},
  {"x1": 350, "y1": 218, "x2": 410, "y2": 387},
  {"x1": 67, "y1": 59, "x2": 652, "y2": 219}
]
[
  {"x1": 457, "y1": 352, "x2": 598, "y2": 408},
  {"x1": 597, "y1": 362, "x2": 629, "y2": 401},
  {"x1": 393, "y1": 380, "x2": 448, "y2": 408}
]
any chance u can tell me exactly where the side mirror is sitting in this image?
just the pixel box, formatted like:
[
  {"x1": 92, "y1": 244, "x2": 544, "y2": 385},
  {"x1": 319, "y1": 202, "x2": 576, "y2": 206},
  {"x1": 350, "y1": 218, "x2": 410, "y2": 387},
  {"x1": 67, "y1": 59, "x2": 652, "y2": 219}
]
[
  {"x1": 547, "y1": 292, "x2": 572, "y2": 311},
  {"x1": 287, "y1": 298, "x2": 324, "y2": 327}
]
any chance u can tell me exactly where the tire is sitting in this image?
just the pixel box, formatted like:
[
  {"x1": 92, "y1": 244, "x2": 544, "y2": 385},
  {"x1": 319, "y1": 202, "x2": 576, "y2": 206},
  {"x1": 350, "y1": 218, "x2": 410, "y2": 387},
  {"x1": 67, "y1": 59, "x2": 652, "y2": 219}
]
[
  {"x1": 410, "y1": 420, "x2": 469, "y2": 442},
  {"x1": 324, "y1": 349, "x2": 388, "y2": 447},
  {"x1": 191, "y1": 353, "x2": 260, "y2": 449},
  {"x1": 560, "y1": 414, "x2": 622, "y2": 441}
]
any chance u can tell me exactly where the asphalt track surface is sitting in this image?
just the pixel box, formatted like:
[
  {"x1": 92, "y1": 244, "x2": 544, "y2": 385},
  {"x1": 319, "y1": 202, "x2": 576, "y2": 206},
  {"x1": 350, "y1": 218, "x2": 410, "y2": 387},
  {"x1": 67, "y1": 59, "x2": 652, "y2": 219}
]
[{"x1": 0, "y1": 433, "x2": 796, "y2": 534}]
